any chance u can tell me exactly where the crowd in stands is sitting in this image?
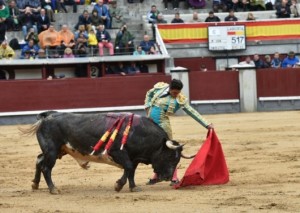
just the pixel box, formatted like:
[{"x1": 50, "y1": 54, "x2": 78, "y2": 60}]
[
  {"x1": 0, "y1": 0, "x2": 162, "y2": 62},
  {"x1": 144, "y1": 0, "x2": 299, "y2": 14},
  {"x1": 239, "y1": 51, "x2": 300, "y2": 69},
  {"x1": 146, "y1": 0, "x2": 299, "y2": 24}
]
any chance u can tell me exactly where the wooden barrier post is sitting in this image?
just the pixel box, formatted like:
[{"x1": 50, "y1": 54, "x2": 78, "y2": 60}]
[{"x1": 232, "y1": 64, "x2": 257, "y2": 112}]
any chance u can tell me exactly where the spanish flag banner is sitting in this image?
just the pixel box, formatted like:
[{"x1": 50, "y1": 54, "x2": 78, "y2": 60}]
[{"x1": 158, "y1": 19, "x2": 300, "y2": 44}]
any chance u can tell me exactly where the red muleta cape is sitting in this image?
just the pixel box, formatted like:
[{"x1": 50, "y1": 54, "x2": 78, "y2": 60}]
[{"x1": 174, "y1": 130, "x2": 229, "y2": 189}]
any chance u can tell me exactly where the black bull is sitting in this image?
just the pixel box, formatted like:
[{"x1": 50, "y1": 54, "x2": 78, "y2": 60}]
[{"x1": 23, "y1": 111, "x2": 192, "y2": 194}]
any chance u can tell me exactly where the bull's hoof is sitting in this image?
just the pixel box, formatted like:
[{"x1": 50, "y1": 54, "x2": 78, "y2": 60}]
[
  {"x1": 80, "y1": 162, "x2": 90, "y2": 170},
  {"x1": 130, "y1": 186, "x2": 142, "y2": 192},
  {"x1": 31, "y1": 182, "x2": 39, "y2": 190},
  {"x1": 114, "y1": 182, "x2": 124, "y2": 192},
  {"x1": 49, "y1": 187, "x2": 60, "y2": 195}
]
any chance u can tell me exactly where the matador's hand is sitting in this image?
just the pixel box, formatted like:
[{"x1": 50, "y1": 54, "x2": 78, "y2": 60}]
[{"x1": 207, "y1": 123, "x2": 214, "y2": 129}]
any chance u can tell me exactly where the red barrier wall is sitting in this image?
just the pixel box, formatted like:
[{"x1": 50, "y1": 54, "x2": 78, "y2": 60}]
[
  {"x1": 189, "y1": 71, "x2": 239, "y2": 100},
  {"x1": 256, "y1": 68, "x2": 300, "y2": 97},
  {"x1": 174, "y1": 58, "x2": 216, "y2": 71},
  {"x1": 0, "y1": 74, "x2": 171, "y2": 112}
]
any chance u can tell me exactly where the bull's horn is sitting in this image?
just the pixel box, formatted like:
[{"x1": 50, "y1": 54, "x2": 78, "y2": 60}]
[
  {"x1": 181, "y1": 153, "x2": 196, "y2": 159},
  {"x1": 166, "y1": 140, "x2": 181, "y2": 150}
]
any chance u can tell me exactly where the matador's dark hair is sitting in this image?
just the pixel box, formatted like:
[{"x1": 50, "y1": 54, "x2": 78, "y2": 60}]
[{"x1": 170, "y1": 79, "x2": 183, "y2": 90}]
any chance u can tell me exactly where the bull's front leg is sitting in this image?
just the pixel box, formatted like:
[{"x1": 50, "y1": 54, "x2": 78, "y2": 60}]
[
  {"x1": 114, "y1": 169, "x2": 128, "y2": 192},
  {"x1": 127, "y1": 163, "x2": 141, "y2": 192},
  {"x1": 110, "y1": 151, "x2": 141, "y2": 192}
]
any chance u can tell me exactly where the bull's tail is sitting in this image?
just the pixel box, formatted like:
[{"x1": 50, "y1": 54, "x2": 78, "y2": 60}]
[{"x1": 19, "y1": 111, "x2": 58, "y2": 136}]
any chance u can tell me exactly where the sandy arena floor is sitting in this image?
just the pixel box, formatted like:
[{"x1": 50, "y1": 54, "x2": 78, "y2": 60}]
[{"x1": 0, "y1": 111, "x2": 300, "y2": 213}]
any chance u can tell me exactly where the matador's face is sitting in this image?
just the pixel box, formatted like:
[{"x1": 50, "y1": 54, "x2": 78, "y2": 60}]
[{"x1": 169, "y1": 89, "x2": 181, "y2": 98}]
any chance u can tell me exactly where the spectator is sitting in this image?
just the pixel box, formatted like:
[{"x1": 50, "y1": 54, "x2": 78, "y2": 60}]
[
  {"x1": 171, "y1": 12, "x2": 184, "y2": 23},
  {"x1": 282, "y1": 51, "x2": 299, "y2": 68},
  {"x1": 16, "y1": 0, "x2": 27, "y2": 13},
  {"x1": 96, "y1": 24, "x2": 114, "y2": 56},
  {"x1": 88, "y1": 28, "x2": 98, "y2": 56},
  {"x1": 36, "y1": 48, "x2": 46, "y2": 59},
  {"x1": 19, "y1": 7, "x2": 37, "y2": 39},
  {"x1": 58, "y1": 24, "x2": 75, "y2": 56},
  {"x1": 246, "y1": 12, "x2": 256, "y2": 21},
  {"x1": 75, "y1": 32, "x2": 88, "y2": 57},
  {"x1": 56, "y1": 0, "x2": 68, "y2": 13},
  {"x1": 25, "y1": 27, "x2": 39, "y2": 43},
  {"x1": 90, "y1": 9, "x2": 103, "y2": 32},
  {"x1": 224, "y1": 9, "x2": 238, "y2": 22},
  {"x1": 212, "y1": 0, "x2": 227, "y2": 13},
  {"x1": 163, "y1": 0, "x2": 179, "y2": 10},
  {"x1": 137, "y1": 62, "x2": 149, "y2": 73},
  {"x1": 59, "y1": 0, "x2": 77, "y2": 13},
  {"x1": 127, "y1": 62, "x2": 141, "y2": 74},
  {"x1": 74, "y1": 24, "x2": 88, "y2": 40},
  {"x1": 290, "y1": 0, "x2": 299, "y2": 17},
  {"x1": 276, "y1": 0, "x2": 291, "y2": 18},
  {"x1": 25, "y1": 0, "x2": 41, "y2": 14},
  {"x1": 148, "y1": 45, "x2": 159, "y2": 55},
  {"x1": 22, "y1": 50, "x2": 32, "y2": 59},
  {"x1": 41, "y1": 0, "x2": 55, "y2": 22},
  {"x1": 7, "y1": 0, "x2": 20, "y2": 31},
  {"x1": 249, "y1": 0, "x2": 265, "y2": 11},
  {"x1": 63, "y1": 47, "x2": 74, "y2": 58},
  {"x1": 264, "y1": 55, "x2": 272, "y2": 68},
  {"x1": 189, "y1": 11, "x2": 201, "y2": 23},
  {"x1": 239, "y1": 56, "x2": 255, "y2": 66},
  {"x1": 240, "y1": 0, "x2": 250, "y2": 11},
  {"x1": 156, "y1": 13, "x2": 167, "y2": 24},
  {"x1": 133, "y1": 45, "x2": 146, "y2": 55},
  {"x1": 271, "y1": 52, "x2": 282, "y2": 68},
  {"x1": 253, "y1": 54, "x2": 267, "y2": 68},
  {"x1": 112, "y1": 62, "x2": 128, "y2": 75},
  {"x1": 0, "y1": 0, "x2": 9, "y2": 42},
  {"x1": 20, "y1": 38, "x2": 39, "y2": 58},
  {"x1": 139, "y1": 34, "x2": 155, "y2": 53},
  {"x1": 115, "y1": 24, "x2": 135, "y2": 55},
  {"x1": 36, "y1": 8, "x2": 50, "y2": 33},
  {"x1": 200, "y1": 64, "x2": 208, "y2": 71},
  {"x1": 229, "y1": 0, "x2": 239, "y2": 11},
  {"x1": 147, "y1": 5, "x2": 160, "y2": 24},
  {"x1": 75, "y1": 10, "x2": 92, "y2": 31},
  {"x1": 38, "y1": 25, "x2": 60, "y2": 57},
  {"x1": 110, "y1": 1, "x2": 123, "y2": 29},
  {"x1": 205, "y1": 11, "x2": 221, "y2": 22},
  {"x1": 93, "y1": 0, "x2": 110, "y2": 29},
  {"x1": 0, "y1": 40, "x2": 15, "y2": 58},
  {"x1": 265, "y1": 0, "x2": 275, "y2": 10}
]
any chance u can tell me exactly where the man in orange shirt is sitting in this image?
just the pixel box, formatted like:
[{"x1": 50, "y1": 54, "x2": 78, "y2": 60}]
[
  {"x1": 57, "y1": 24, "x2": 75, "y2": 57},
  {"x1": 38, "y1": 25, "x2": 60, "y2": 58}
]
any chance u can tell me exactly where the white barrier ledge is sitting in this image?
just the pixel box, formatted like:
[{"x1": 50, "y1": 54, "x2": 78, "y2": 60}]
[
  {"x1": 259, "y1": 96, "x2": 300, "y2": 101},
  {"x1": 191, "y1": 99, "x2": 240, "y2": 104},
  {"x1": 0, "y1": 105, "x2": 145, "y2": 117}
]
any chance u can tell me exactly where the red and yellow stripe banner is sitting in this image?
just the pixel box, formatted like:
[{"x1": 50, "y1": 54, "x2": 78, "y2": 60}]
[{"x1": 158, "y1": 20, "x2": 300, "y2": 44}]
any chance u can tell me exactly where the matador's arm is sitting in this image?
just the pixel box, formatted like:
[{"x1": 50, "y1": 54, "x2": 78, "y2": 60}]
[{"x1": 177, "y1": 94, "x2": 210, "y2": 128}]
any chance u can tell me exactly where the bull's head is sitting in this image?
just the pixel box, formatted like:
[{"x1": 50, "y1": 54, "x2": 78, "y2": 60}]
[{"x1": 151, "y1": 140, "x2": 184, "y2": 181}]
